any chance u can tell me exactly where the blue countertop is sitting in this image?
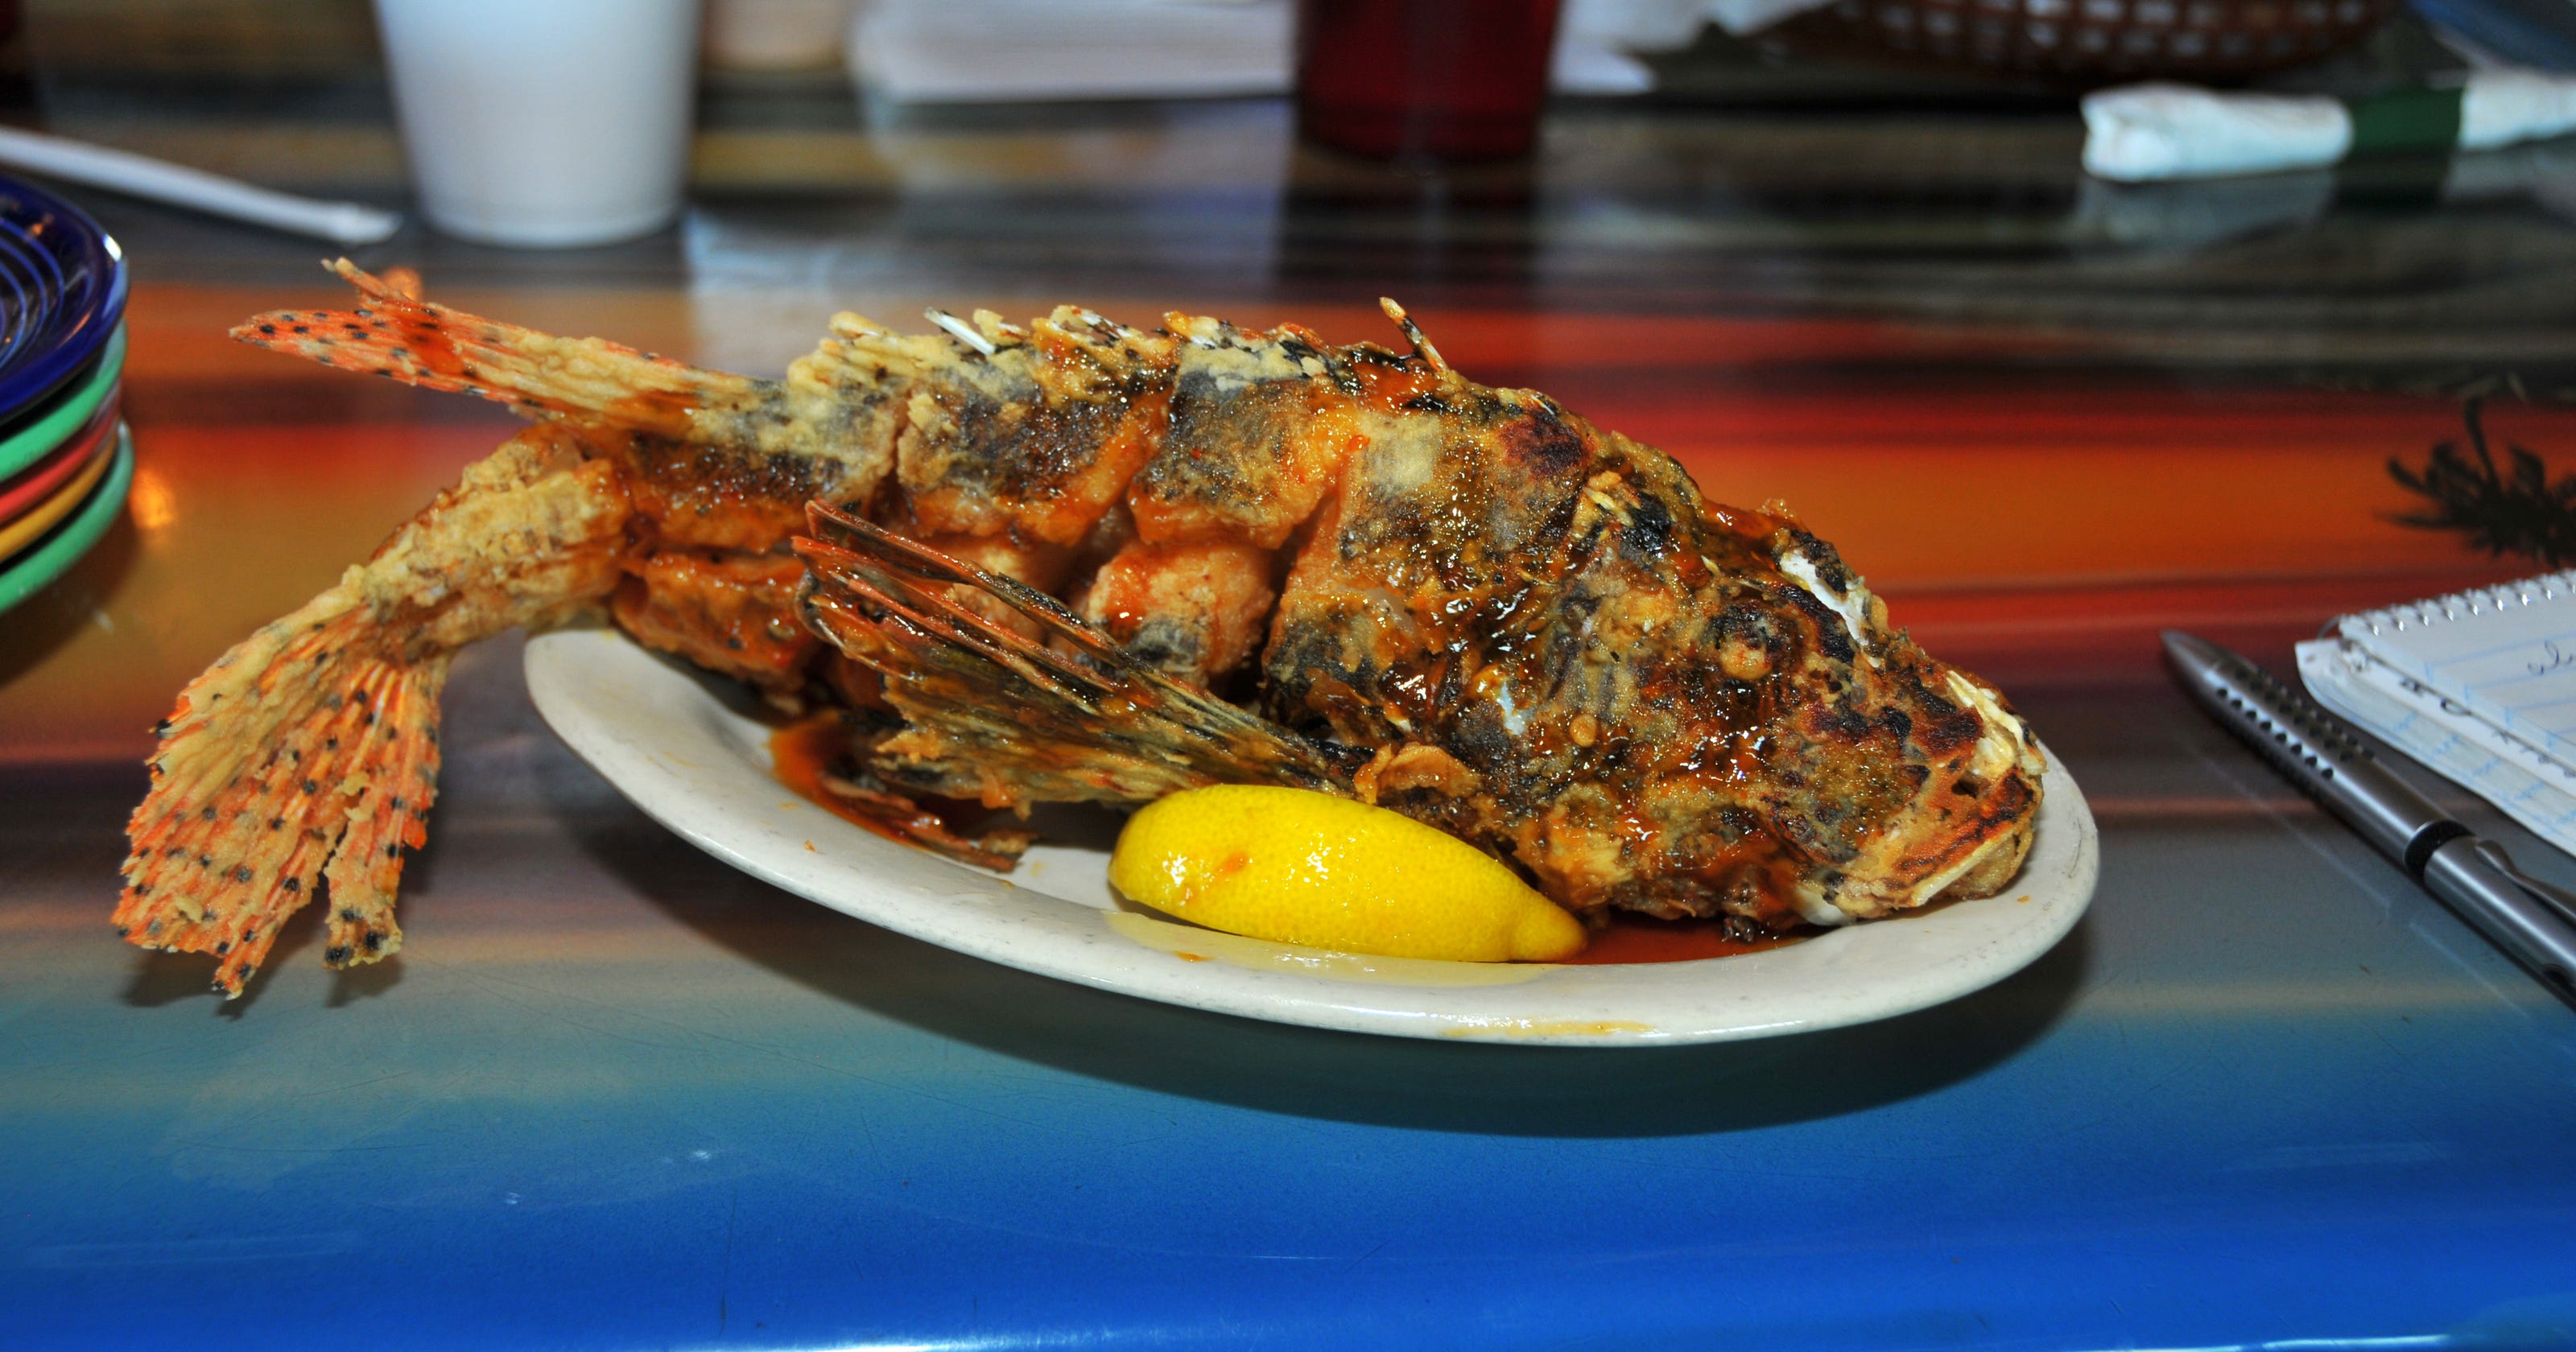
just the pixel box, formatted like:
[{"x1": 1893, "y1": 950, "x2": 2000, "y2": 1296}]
[{"x1": 9, "y1": 641, "x2": 2576, "y2": 1351}]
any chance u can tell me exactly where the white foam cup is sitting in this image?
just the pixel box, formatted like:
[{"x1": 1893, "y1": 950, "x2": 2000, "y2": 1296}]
[{"x1": 374, "y1": 0, "x2": 703, "y2": 248}]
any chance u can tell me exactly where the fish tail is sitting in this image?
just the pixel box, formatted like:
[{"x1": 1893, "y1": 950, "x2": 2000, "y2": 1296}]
[
  {"x1": 792, "y1": 503, "x2": 1350, "y2": 810},
  {"x1": 114, "y1": 598, "x2": 452, "y2": 997},
  {"x1": 230, "y1": 259, "x2": 767, "y2": 439},
  {"x1": 114, "y1": 426, "x2": 632, "y2": 996}
]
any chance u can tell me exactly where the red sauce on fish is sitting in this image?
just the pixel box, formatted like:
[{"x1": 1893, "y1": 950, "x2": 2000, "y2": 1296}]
[
  {"x1": 1351, "y1": 355, "x2": 1440, "y2": 410},
  {"x1": 396, "y1": 314, "x2": 473, "y2": 382},
  {"x1": 1700, "y1": 501, "x2": 1784, "y2": 539},
  {"x1": 769, "y1": 715, "x2": 909, "y2": 843}
]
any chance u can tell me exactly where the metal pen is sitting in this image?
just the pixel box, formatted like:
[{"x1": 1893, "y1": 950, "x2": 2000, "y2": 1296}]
[{"x1": 2163, "y1": 629, "x2": 2576, "y2": 1006}]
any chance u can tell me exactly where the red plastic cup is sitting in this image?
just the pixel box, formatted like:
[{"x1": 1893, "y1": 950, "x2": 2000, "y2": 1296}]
[{"x1": 1294, "y1": 0, "x2": 1565, "y2": 163}]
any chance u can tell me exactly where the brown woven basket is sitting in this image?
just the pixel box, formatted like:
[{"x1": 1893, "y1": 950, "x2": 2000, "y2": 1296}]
[{"x1": 1763, "y1": 0, "x2": 2398, "y2": 86}]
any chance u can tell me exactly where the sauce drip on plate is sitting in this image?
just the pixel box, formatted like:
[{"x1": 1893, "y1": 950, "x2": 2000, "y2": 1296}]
[{"x1": 771, "y1": 715, "x2": 902, "y2": 841}]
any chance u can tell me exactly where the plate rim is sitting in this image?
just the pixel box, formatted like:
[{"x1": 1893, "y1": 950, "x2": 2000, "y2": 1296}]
[
  {"x1": 525, "y1": 625, "x2": 2098, "y2": 1047},
  {"x1": 0, "y1": 424, "x2": 130, "y2": 616},
  {"x1": 0, "y1": 176, "x2": 126, "y2": 418},
  {"x1": 0, "y1": 324, "x2": 124, "y2": 481}
]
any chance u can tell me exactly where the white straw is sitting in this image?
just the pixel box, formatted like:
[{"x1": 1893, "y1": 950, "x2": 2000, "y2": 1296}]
[{"x1": 0, "y1": 125, "x2": 400, "y2": 245}]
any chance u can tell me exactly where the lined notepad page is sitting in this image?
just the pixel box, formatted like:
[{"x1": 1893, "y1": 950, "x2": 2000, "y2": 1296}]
[
  {"x1": 2297, "y1": 638, "x2": 2576, "y2": 855},
  {"x1": 2336, "y1": 571, "x2": 2576, "y2": 769}
]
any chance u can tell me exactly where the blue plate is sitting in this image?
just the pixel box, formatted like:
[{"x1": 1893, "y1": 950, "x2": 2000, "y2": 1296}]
[{"x1": 0, "y1": 176, "x2": 124, "y2": 421}]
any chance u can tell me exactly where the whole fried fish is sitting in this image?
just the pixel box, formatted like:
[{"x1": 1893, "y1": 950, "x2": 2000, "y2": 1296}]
[{"x1": 117, "y1": 263, "x2": 2041, "y2": 996}]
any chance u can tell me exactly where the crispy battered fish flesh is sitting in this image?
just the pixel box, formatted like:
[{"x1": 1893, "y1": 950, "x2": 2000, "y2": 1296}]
[{"x1": 114, "y1": 266, "x2": 2043, "y2": 994}]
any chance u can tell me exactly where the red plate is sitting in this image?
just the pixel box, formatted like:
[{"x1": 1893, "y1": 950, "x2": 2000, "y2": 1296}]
[{"x1": 0, "y1": 387, "x2": 118, "y2": 525}]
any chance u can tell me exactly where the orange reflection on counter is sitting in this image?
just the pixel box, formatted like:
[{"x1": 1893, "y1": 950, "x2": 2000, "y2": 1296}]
[{"x1": 126, "y1": 461, "x2": 176, "y2": 537}]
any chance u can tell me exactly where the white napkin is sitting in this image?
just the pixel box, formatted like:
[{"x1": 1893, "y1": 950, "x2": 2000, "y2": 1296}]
[{"x1": 2083, "y1": 71, "x2": 2576, "y2": 182}]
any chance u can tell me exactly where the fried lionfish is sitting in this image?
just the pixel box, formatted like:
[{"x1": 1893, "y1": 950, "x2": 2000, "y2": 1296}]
[{"x1": 116, "y1": 262, "x2": 2044, "y2": 995}]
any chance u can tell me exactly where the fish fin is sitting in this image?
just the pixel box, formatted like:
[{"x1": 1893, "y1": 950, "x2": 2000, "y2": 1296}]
[
  {"x1": 229, "y1": 259, "x2": 768, "y2": 439},
  {"x1": 114, "y1": 597, "x2": 450, "y2": 998},
  {"x1": 792, "y1": 503, "x2": 1350, "y2": 807},
  {"x1": 114, "y1": 427, "x2": 631, "y2": 997},
  {"x1": 1379, "y1": 298, "x2": 1449, "y2": 376}
]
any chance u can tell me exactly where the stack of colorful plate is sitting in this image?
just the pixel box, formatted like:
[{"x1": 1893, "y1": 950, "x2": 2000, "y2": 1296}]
[{"x1": 0, "y1": 175, "x2": 126, "y2": 617}]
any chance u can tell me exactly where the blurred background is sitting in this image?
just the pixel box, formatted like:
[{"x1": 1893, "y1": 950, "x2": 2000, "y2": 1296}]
[{"x1": 14, "y1": 0, "x2": 2559, "y2": 326}]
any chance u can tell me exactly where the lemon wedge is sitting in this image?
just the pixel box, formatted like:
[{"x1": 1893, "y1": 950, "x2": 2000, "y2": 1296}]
[{"x1": 1108, "y1": 785, "x2": 1586, "y2": 962}]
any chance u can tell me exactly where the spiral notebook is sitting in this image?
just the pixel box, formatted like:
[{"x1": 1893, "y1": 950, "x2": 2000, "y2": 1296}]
[{"x1": 2297, "y1": 571, "x2": 2576, "y2": 856}]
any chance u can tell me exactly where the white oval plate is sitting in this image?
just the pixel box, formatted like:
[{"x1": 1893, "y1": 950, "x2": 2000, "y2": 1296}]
[{"x1": 526, "y1": 625, "x2": 2098, "y2": 1046}]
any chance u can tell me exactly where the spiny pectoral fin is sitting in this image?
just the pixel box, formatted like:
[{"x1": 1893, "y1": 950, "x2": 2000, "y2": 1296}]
[{"x1": 792, "y1": 502, "x2": 1351, "y2": 806}]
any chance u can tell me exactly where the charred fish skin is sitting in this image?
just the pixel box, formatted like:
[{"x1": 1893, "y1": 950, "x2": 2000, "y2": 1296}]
[
  {"x1": 815, "y1": 306, "x2": 1179, "y2": 550},
  {"x1": 796, "y1": 307, "x2": 2047, "y2": 934},
  {"x1": 1158, "y1": 322, "x2": 2047, "y2": 932},
  {"x1": 126, "y1": 266, "x2": 2040, "y2": 996},
  {"x1": 1250, "y1": 354, "x2": 2041, "y2": 927},
  {"x1": 1127, "y1": 323, "x2": 1356, "y2": 550}
]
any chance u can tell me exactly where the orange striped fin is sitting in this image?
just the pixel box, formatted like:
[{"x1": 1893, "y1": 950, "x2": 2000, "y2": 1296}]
[
  {"x1": 111, "y1": 426, "x2": 634, "y2": 998},
  {"x1": 229, "y1": 259, "x2": 768, "y2": 441},
  {"x1": 114, "y1": 600, "x2": 448, "y2": 997}
]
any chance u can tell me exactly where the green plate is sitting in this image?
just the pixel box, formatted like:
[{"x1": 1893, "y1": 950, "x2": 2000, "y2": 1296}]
[
  {"x1": 0, "y1": 422, "x2": 130, "y2": 616},
  {"x1": 0, "y1": 323, "x2": 124, "y2": 481}
]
